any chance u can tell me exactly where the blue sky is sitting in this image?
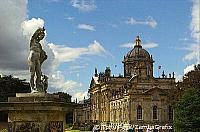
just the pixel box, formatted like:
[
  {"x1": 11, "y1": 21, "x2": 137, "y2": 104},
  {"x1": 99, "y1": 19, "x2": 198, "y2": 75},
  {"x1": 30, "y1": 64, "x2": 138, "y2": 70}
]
[{"x1": 0, "y1": 0, "x2": 199, "y2": 101}]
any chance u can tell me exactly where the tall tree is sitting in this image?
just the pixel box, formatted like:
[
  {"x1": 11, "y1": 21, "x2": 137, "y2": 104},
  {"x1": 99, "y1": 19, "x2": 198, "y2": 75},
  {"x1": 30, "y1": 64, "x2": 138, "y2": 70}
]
[
  {"x1": 0, "y1": 75, "x2": 30, "y2": 102},
  {"x1": 174, "y1": 88, "x2": 200, "y2": 132},
  {"x1": 174, "y1": 64, "x2": 200, "y2": 132}
]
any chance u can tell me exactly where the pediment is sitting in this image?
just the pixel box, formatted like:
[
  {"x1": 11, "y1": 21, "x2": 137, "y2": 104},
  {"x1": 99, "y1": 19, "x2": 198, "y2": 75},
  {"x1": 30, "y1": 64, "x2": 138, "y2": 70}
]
[
  {"x1": 142, "y1": 87, "x2": 168, "y2": 101},
  {"x1": 128, "y1": 76, "x2": 157, "y2": 83},
  {"x1": 142, "y1": 87, "x2": 167, "y2": 95}
]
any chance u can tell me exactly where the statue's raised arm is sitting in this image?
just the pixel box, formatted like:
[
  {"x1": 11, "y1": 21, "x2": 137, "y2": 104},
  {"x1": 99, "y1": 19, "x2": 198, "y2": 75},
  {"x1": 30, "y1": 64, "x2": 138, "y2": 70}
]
[{"x1": 28, "y1": 27, "x2": 48, "y2": 93}]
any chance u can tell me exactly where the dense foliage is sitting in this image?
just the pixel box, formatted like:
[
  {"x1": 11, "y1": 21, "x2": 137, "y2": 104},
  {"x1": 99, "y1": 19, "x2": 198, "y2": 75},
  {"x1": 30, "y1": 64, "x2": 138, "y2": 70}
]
[
  {"x1": 174, "y1": 64, "x2": 200, "y2": 132},
  {"x1": 174, "y1": 88, "x2": 200, "y2": 132},
  {"x1": 0, "y1": 75, "x2": 31, "y2": 102},
  {"x1": 53, "y1": 92, "x2": 72, "y2": 103}
]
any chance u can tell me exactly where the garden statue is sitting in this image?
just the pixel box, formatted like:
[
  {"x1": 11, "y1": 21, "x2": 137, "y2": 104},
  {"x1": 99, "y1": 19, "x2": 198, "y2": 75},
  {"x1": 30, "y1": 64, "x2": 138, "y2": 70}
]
[{"x1": 28, "y1": 27, "x2": 48, "y2": 93}]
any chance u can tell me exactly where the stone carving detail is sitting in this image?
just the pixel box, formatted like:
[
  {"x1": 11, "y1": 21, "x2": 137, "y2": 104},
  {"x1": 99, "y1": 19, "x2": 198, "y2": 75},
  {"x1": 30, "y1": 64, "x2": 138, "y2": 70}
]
[
  {"x1": 49, "y1": 121, "x2": 63, "y2": 132},
  {"x1": 41, "y1": 74, "x2": 48, "y2": 93},
  {"x1": 15, "y1": 122, "x2": 40, "y2": 132},
  {"x1": 28, "y1": 27, "x2": 48, "y2": 93}
]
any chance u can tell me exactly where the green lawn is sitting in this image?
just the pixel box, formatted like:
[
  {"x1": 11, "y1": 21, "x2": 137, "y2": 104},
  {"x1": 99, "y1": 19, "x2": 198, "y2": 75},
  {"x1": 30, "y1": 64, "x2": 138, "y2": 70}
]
[
  {"x1": 65, "y1": 131, "x2": 92, "y2": 132},
  {"x1": 65, "y1": 130, "x2": 91, "y2": 132},
  {"x1": 0, "y1": 129, "x2": 7, "y2": 132},
  {"x1": 0, "y1": 128, "x2": 93, "y2": 132},
  {"x1": 0, "y1": 129, "x2": 92, "y2": 132}
]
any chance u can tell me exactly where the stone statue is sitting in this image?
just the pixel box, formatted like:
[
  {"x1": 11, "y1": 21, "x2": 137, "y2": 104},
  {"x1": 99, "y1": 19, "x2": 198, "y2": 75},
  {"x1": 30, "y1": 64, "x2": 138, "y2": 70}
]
[
  {"x1": 41, "y1": 74, "x2": 48, "y2": 93},
  {"x1": 28, "y1": 27, "x2": 48, "y2": 93},
  {"x1": 135, "y1": 36, "x2": 141, "y2": 46}
]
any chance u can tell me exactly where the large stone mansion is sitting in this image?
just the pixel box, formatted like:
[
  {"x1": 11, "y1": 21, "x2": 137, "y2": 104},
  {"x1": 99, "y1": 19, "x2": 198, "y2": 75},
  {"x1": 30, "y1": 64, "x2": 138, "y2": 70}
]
[{"x1": 74, "y1": 36, "x2": 175, "y2": 131}]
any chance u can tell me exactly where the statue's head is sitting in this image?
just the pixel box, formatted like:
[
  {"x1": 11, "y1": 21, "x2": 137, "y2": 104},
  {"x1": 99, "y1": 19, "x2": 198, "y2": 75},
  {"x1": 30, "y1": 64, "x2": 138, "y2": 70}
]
[{"x1": 32, "y1": 27, "x2": 45, "y2": 41}]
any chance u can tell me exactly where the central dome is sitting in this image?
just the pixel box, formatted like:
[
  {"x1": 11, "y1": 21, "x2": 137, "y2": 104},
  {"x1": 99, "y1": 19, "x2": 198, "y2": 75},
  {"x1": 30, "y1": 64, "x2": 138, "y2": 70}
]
[
  {"x1": 123, "y1": 36, "x2": 154, "y2": 78},
  {"x1": 126, "y1": 46, "x2": 150, "y2": 59},
  {"x1": 125, "y1": 36, "x2": 150, "y2": 60}
]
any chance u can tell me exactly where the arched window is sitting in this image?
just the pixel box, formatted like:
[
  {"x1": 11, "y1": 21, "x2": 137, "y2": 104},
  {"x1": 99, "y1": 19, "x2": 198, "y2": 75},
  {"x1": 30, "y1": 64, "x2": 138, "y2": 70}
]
[
  {"x1": 169, "y1": 106, "x2": 173, "y2": 121},
  {"x1": 137, "y1": 105, "x2": 142, "y2": 120},
  {"x1": 153, "y1": 106, "x2": 158, "y2": 120}
]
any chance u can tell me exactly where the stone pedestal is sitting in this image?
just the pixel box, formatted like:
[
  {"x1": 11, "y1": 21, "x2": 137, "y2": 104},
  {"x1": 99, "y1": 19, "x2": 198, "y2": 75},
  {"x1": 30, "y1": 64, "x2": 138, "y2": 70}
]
[{"x1": 3, "y1": 93, "x2": 73, "y2": 132}]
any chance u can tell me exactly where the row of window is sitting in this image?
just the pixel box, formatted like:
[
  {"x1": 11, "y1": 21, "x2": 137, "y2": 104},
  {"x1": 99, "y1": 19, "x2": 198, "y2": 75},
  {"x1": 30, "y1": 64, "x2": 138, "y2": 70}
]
[{"x1": 137, "y1": 105, "x2": 173, "y2": 120}]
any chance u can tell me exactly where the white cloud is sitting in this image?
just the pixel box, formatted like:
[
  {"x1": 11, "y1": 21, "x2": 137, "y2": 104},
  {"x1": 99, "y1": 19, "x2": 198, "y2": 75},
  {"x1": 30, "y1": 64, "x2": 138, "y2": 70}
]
[
  {"x1": 47, "y1": 40, "x2": 106, "y2": 100},
  {"x1": 183, "y1": 0, "x2": 200, "y2": 63},
  {"x1": 184, "y1": 64, "x2": 195, "y2": 75},
  {"x1": 125, "y1": 16, "x2": 157, "y2": 28},
  {"x1": 69, "y1": 64, "x2": 88, "y2": 70},
  {"x1": 143, "y1": 43, "x2": 158, "y2": 49},
  {"x1": 181, "y1": 0, "x2": 200, "y2": 81},
  {"x1": 190, "y1": 0, "x2": 200, "y2": 41},
  {"x1": 0, "y1": 0, "x2": 39, "y2": 82},
  {"x1": 181, "y1": 43, "x2": 199, "y2": 61},
  {"x1": 66, "y1": 17, "x2": 74, "y2": 21},
  {"x1": 70, "y1": 0, "x2": 96, "y2": 12},
  {"x1": 181, "y1": 0, "x2": 200, "y2": 75},
  {"x1": 0, "y1": 0, "x2": 28, "y2": 70},
  {"x1": 175, "y1": 73, "x2": 183, "y2": 82},
  {"x1": 120, "y1": 42, "x2": 158, "y2": 49},
  {"x1": 120, "y1": 43, "x2": 134, "y2": 48},
  {"x1": 49, "y1": 71, "x2": 82, "y2": 92},
  {"x1": 48, "y1": 40, "x2": 105, "y2": 63},
  {"x1": 21, "y1": 18, "x2": 44, "y2": 39},
  {"x1": 48, "y1": 70, "x2": 87, "y2": 102},
  {"x1": 72, "y1": 91, "x2": 88, "y2": 102},
  {"x1": 77, "y1": 24, "x2": 95, "y2": 31}
]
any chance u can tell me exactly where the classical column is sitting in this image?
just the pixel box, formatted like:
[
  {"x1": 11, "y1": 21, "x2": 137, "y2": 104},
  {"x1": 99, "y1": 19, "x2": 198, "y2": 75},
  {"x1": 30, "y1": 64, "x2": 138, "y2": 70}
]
[{"x1": 128, "y1": 99, "x2": 131, "y2": 123}]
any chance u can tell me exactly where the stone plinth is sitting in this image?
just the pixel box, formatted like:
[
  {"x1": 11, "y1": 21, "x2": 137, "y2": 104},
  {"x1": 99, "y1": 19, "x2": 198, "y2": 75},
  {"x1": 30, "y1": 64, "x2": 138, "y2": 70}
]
[
  {"x1": 16, "y1": 93, "x2": 55, "y2": 97},
  {"x1": 1, "y1": 93, "x2": 74, "y2": 132}
]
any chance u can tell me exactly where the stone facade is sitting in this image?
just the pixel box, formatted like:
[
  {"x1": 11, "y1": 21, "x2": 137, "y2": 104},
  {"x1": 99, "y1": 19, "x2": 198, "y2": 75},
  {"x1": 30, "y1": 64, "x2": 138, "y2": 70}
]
[
  {"x1": 77, "y1": 36, "x2": 175, "y2": 131},
  {"x1": 73, "y1": 99, "x2": 92, "y2": 130}
]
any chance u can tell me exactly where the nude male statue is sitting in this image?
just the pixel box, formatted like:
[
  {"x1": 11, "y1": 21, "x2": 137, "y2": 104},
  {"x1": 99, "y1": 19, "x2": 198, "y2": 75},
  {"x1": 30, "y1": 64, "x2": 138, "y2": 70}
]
[{"x1": 28, "y1": 27, "x2": 47, "y2": 92}]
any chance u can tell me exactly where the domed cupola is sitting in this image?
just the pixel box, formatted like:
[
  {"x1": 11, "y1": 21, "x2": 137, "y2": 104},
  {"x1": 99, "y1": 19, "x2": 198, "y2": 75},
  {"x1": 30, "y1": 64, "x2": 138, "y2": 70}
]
[
  {"x1": 123, "y1": 36, "x2": 154, "y2": 78},
  {"x1": 125, "y1": 36, "x2": 151, "y2": 60}
]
